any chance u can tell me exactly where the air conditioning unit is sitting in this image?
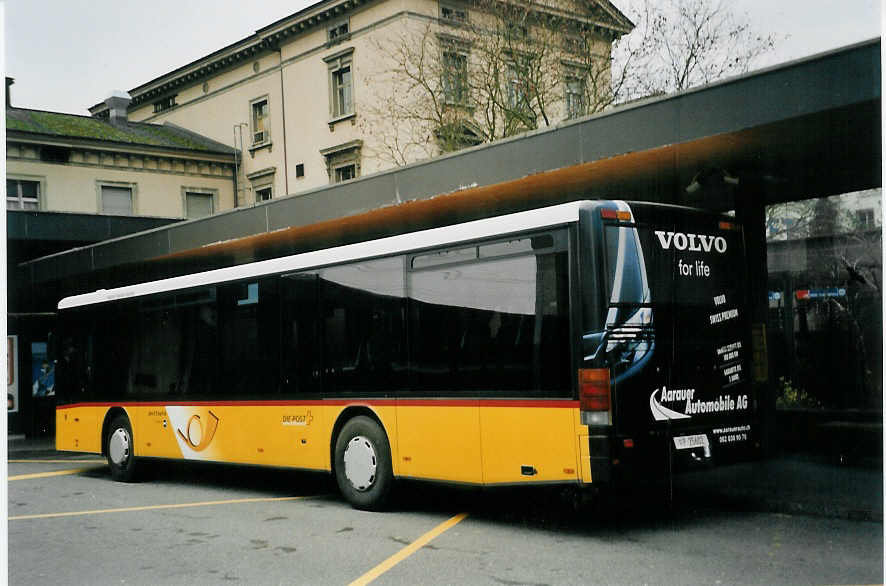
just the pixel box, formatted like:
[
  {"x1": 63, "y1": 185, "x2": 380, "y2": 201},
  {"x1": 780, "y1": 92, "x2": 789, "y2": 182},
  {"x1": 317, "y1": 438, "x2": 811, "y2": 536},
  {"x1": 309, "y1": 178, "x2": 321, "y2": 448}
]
[{"x1": 253, "y1": 131, "x2": 266, "y2": 144}]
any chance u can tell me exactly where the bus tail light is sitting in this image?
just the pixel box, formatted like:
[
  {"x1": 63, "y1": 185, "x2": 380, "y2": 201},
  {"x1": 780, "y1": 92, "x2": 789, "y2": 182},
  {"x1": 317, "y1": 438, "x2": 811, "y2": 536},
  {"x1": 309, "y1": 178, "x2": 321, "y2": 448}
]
[
  {"x1": 601, "y1": 209, "x2": 632, "y2": 222},
  {"x1": 578, "y1": 368, "x2": 612, "y2": 424}
]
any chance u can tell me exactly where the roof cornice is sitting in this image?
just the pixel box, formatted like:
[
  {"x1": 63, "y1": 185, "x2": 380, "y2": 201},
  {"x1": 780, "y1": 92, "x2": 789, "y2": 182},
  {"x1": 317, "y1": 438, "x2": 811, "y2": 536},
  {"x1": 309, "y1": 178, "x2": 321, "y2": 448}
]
[
  {"x1": 465, "y1": 0, "x2": 634, "y2": 38},
  {"x1": 120, "y1": 0, "x2": 368, "y2": 109},
  {"x1": 7, "y1": 131, "x2": 237, "y2": 162}
]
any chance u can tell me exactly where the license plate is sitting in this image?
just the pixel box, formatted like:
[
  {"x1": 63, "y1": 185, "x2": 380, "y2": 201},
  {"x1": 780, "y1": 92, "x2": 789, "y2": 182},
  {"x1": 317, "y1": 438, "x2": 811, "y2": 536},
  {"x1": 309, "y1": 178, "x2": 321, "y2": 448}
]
[{"x1": 674, "y1": 434, "x2": 708, "y2": 450}]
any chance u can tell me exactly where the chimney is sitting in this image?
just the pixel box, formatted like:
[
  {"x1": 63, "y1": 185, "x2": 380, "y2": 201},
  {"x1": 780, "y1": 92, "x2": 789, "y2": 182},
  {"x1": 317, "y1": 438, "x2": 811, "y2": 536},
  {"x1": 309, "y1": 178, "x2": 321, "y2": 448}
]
[
  {"x1": 104, "y1": 90, "x2": 131, "y2": 124},
  {"x1": 6, "y1": 77, "x2": 14, "y2": 108}
]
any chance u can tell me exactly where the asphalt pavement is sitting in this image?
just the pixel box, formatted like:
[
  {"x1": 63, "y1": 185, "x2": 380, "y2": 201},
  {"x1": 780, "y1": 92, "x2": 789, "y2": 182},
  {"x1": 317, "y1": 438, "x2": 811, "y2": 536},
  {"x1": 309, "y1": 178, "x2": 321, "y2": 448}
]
[{"x1": 8, "y1": 434, "x2": 883, "y2": 522}]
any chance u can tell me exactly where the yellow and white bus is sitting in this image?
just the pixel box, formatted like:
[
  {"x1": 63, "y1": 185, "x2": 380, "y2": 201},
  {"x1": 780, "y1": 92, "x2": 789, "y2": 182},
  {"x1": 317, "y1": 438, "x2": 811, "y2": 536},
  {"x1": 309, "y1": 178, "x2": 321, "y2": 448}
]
[{"x1": 55, "y1": 200, "x2": 757, "y2": 509}]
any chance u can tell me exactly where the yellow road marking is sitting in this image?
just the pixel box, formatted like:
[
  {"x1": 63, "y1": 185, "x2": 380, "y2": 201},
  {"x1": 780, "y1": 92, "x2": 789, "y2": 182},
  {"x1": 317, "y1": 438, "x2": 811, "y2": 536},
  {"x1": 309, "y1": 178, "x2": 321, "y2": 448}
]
[
  {"x1": 9, "y1": 459, "x2": 106, "y2": 464},
  {"x1": 9, "y1": 495, "x2": 309, "y2": 521},
  {"x1": 9, "y1": 467, "x2": 100, "y2": 481},
  {"x1": 349, "y1": 512, "x2": 469, "y2": 586}
]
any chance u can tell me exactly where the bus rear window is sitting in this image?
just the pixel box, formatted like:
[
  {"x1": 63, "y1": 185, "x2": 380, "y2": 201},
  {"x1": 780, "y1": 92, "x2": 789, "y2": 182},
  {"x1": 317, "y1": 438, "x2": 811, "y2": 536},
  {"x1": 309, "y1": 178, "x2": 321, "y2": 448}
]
[{"x1": 604, "y1": 225, "x2": 647, "y2": 307}]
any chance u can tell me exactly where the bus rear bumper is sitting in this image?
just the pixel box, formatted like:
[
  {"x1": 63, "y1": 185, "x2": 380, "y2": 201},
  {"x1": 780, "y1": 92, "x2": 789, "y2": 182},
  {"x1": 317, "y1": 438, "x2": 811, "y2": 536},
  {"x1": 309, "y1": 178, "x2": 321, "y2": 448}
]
[{"x1": 584, "y1": 426, "x2": 760, "y2": 486}]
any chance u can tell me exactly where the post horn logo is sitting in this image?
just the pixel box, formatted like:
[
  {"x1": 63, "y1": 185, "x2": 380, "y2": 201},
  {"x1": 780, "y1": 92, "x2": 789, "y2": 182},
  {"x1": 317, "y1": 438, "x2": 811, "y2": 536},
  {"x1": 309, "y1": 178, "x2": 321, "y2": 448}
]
[{"x1": 177, "y1": 410, "x2": 220, "y2": 451}]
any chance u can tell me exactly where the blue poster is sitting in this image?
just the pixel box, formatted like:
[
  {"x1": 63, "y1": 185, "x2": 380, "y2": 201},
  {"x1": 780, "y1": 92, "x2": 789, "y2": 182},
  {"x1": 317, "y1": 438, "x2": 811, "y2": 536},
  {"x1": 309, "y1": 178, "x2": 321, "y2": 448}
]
[{"x1": 31, "y1": 342, "x2": 55, "y2": 397}]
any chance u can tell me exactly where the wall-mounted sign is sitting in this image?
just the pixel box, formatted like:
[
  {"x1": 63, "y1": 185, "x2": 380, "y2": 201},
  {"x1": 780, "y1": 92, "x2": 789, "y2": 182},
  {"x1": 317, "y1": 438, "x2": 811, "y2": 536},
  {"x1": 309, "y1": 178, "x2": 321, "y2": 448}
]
[
  {"x1": 795, "y1": 288, "x2": 847, "y2": 300},
  {"x1": 8, "y1": 336, "x2": 19, "y2": 413}
]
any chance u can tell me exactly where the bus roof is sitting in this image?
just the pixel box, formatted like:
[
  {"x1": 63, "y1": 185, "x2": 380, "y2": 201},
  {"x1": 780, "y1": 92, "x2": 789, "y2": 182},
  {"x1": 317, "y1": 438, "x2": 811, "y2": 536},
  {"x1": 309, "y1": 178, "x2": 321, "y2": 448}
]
[{"x1": 58, "y1": 200, "x2": 595, "y2": 310}]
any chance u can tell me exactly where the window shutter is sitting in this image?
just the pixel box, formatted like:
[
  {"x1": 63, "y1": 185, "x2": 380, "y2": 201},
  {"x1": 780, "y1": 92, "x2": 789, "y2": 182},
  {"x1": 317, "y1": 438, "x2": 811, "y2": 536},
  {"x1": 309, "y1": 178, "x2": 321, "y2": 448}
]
[
  {"x1": 186, "y1": 193, "x2": 213, "y2": 218},
  {"x1": 101, "y1": 186, "x2": 133, "y2": 215}
]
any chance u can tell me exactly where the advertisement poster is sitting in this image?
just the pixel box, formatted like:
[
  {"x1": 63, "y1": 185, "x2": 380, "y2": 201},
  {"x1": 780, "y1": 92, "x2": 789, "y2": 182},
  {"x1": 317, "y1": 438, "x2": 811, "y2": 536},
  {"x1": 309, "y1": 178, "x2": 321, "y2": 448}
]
[
  {"x1": 31, "y1": 341, "x2": 55, "y2": 397},
  {"x1": 8, "y1": 335, "x2": 19, "y2": 412}
]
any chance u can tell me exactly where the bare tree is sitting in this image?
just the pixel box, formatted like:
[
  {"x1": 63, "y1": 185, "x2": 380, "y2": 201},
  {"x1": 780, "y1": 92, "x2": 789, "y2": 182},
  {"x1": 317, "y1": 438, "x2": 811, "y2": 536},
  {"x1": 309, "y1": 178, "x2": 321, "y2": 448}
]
[
  {"x1": 612, "y1": 0, "x2": 777, "y2": 101},
  {"x1": 360, "y1": 0, "x2": 633, "y2": 166},
  {"x1": 360, "y1": 0, "x2": 776, "y2": 166}
]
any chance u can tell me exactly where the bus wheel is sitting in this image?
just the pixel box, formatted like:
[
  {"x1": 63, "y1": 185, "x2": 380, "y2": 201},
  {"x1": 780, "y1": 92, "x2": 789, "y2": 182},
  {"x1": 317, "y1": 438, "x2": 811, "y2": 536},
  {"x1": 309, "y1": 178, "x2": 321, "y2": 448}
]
[
  {"x1": 334, "y1": 416, "x2": 393, "y2": 511},
  {"x1": 106, "y1": 414, "x2": 138, "y2": 482}
]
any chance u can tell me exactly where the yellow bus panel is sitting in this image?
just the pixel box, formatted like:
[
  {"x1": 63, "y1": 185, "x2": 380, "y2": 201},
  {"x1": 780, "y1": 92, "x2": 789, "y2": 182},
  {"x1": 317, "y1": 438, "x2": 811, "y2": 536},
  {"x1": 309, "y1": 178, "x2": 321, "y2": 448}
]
[
  {"x1": 479, "y1": 403, "x2": 580, "y2": 484},
  {"x1": 57, "y1": 401, "x2": 586, "y2": 487},
  {"x1": 396, "y1": 403, "x2": 482, "y2": 483},
  {"x1": 55, "y1": 405, "x2": 104, "y2": 454}
]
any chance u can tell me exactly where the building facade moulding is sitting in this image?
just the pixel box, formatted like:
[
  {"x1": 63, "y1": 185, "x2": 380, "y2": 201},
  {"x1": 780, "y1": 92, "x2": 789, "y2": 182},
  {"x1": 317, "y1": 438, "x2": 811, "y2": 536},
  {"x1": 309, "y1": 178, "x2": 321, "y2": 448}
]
[
  {"x1": 121, "y1": 0, "x2": 369, "y2": 110},
  {"x1": 8, "y1": 138, "x2": 235, "y2": 175},
  {"x1": 7, "y1": 129, "x2": 235, "y2": 160},
  {"x1": 246, "y1": 166, "x2": 277, "y2": 181},
  {"x1": 319, "y1": 139, "x2": 363, "y2": 158}
]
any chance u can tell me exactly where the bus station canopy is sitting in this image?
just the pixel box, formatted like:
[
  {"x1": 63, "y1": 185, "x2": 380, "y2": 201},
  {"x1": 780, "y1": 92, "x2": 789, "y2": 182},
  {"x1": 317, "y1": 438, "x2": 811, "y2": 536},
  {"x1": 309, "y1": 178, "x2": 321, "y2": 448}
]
[{"x1": 20, "y1": 39, "x2": 881, "y2": 296}]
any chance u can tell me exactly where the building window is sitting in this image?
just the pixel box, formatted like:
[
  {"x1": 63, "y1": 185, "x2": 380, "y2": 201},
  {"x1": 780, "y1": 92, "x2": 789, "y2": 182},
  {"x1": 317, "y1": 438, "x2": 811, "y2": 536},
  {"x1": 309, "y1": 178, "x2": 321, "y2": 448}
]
[
  {"x1": 442, "y1": 51, "x2": 469, "y2": 105},
  {"x1": 295, "y1": 163, "x2": 305, "y2": 178},
  {"x1": 251, "y1": 97, "x2": 270, "y2": 145},
  {"x1": 506, "y1": 23, "x2": 528, "y2": 42},
  {"x1": 440, "y1": 3, "x2": 468, "y2": 23},
  {"x1": 153, "y1": 95, "x2": 177, "y2": 113},
  {"x1": 332, "y1": 66, "x2": 353, "y2": 117},
  {"x1": 565, "y1": 76, "x2": 586, "y2": 119},
  {"x1": 100, "y1": 184, "x2": 134, "y2": 216},
  {"x1": 184, "y1": 191, "x2": 215, "y2": 219},
  {"x1": 247, "y1": 168, "x2": 276, "y2": 203},
  {"x1": 321, "y1": 139, "x2": 362, "y2": 184},
  {"x1": 856, "y1": 208, "x2": 876, "y2": 228},
  {"x1": 328, "y1": 19, "x2": 349, "y2": 42},
  {"x1": 255, "y1": 186, "x2": 273, "y2": 203},
  {"x1": 434, "y1": 120, "x2": 482, "y2": 153},
  {"x1": 504, "y1": 58, "x2": 536, "y2": 131},
  {"x1": 335, "y1": 164, "x2": 356, "y2": 183},
  {"x1": 6, "y1": 179, "x2": 40, "y2": 210},
  {"x1": 325, "y1": 49, "x2": 355, "y2": 120},
  {"x1": 506, "y1": 62, "x2": 525, "y2": 110},
  {"x1": 563, "y1": 35, "x2": 585, "y2": 55}
]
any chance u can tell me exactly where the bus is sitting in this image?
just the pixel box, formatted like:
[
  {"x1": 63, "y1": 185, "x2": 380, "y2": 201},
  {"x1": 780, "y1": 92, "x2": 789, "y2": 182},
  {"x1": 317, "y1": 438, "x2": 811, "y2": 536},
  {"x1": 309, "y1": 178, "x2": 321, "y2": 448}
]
[{"x1": 54, "y1": 200, "x2": 757, "y2": 510}]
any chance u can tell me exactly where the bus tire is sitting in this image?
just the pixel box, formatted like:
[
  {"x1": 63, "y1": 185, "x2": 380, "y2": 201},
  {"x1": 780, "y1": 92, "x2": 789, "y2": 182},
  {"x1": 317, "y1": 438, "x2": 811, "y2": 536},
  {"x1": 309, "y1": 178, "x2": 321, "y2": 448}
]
[
  {"x1": 106, "y1": 414, "x2": 138, "y2": 482},
  {"x1": 334, "y1": 416, "x2": 393, "y2": 511}
]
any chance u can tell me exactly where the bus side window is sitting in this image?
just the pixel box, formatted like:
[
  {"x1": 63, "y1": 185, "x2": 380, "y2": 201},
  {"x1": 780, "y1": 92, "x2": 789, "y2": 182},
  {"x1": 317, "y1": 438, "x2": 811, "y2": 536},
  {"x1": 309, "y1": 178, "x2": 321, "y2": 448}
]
[
  {"x1": 407, "y1": 249, "x2": 570, "y2": 395},
  {"x1": 281, "y1": 273, "x2": 320, "y2": 395},
  {"x1": 313, "y1": 257, "x2": 407, "y2": 394},
  {"x1": 56, "y1": 328, "x2": 91, "y2": 401},
  {"x1": 218, "y1": 279, "x2": 278, "y2": 397},
  {"x1": 130, "y1": 306, "x2": 183, "y2": 397},
  {"x1": 91, "y1": 303, "x2": 136, "y2": 401},
  {"x1": 129, "y1": 289, "x2": 218, "y2": 399}
]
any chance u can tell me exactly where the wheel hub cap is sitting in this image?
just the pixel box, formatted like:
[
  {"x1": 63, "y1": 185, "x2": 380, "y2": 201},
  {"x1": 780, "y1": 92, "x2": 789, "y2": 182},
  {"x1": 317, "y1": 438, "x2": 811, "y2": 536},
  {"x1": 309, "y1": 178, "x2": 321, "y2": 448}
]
[
  {"x1": 109, "y1": 428, "x2": 130, "y2": 466},
  {"x1": 343, "y1": 435, "x2": 377, "y2": 491}
]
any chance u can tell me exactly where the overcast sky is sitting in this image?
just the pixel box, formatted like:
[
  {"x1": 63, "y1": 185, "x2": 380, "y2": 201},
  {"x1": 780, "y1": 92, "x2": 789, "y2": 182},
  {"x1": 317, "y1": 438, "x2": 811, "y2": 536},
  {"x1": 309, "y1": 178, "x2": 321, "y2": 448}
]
[{"x1": 3, "y1": 0, "x2": 881, "y2": 115}]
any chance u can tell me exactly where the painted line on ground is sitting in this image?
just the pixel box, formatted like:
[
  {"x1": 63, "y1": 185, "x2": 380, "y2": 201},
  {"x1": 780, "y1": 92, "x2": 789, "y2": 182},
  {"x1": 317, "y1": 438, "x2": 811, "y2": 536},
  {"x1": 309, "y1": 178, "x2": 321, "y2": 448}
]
[
  {"x1": 9, "y1": 495, "x2": 313, "y2": 521},
  {"x1": 9, "y1": 459, "x2": 106, "y2": 464},
  {"x1": 9, "y1": 467, "x2": 102, "y2": 481},
  {"x1": 349, "y1": 512, "x2": 469, "y2": 586}
]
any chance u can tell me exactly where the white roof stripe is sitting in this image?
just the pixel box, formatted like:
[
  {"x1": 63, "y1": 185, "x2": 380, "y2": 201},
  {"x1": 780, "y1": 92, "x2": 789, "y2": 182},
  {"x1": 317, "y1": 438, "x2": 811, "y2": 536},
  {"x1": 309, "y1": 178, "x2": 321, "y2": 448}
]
[{"x1": 58, "y1": 201, "x2": 595, "y2": 310}]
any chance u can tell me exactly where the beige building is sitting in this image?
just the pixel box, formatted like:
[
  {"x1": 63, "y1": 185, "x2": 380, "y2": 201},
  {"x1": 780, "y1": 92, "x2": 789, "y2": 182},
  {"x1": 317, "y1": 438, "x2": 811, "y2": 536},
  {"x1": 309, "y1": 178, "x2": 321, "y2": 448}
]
[
  {"x1": 8, "y1": 92, "x2": 237, "y2": 220},
  {"x1": 108, "y1": 0, "x2": 633, "y2": 206}
]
